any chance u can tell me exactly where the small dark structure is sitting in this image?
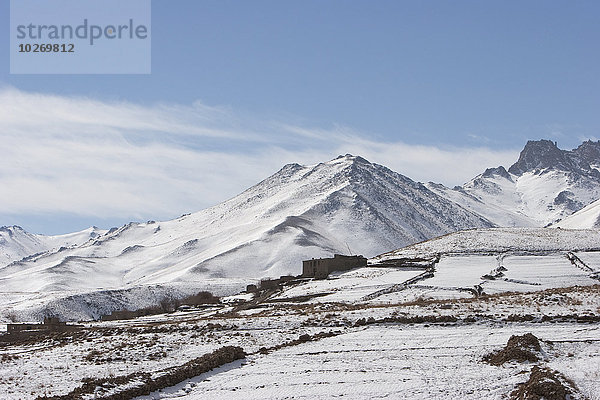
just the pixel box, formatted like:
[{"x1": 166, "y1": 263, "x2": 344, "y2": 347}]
[
  {"x1": 101, "y1": 310, "x2": 139, "y2": 321},
  {"x1": 302, "y1": 254, "x2": 367, "y2": 279},
  {"x1": 246, "y1": 284, "x2": 258, "y2": 293},
  {"x1": 7, "y1": 317, "x2": 81, "y2": 335},
  {"x1": 259, "y1": 278, "x2": 280, "y2": 290},
  {"x1": 259, "y1": 275, "x2": 297, "y2": 290}
]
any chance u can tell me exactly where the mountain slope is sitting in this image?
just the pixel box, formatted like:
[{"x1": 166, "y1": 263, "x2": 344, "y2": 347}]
[
  {"x1": 372, "y1": 227, "x2": 600, "y2": 262},
  {"x1": 555, "y1": 198, "x2": 600, "y2": 229},
  {"x1": 428, "y1": 140, "x2": 600, "y2": 227},
  {"x1": 0, "y1": 155, "x2": 493, "y2": 294},
  {"x1": 0, "y1": 225, "x2": 105, "y2": 268}
]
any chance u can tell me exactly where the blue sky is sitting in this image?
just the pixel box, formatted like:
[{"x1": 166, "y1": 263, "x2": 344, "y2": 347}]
[{"x1": 1, "y1": 0, "x2": 599, "y2": 234}]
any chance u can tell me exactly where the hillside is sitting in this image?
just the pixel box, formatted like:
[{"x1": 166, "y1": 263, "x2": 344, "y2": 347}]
[
  {"x1": 372, "y1": 227, "x2": 600, "y2": 261},
  {"x1": 3, "y1": 142, "x2": 600, "y2": 322},
  {"x1": 555, "y1": 198, "x2": 600, "y2": 229},
  {"x1": 0, "y1": 155, "x2": 495, "y2": 321},
  {"x1": 0, "y1": 225, "x2": 105, "y2": 268}
]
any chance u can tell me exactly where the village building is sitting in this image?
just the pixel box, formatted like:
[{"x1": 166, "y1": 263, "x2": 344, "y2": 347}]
[
  {"x1": 6, "y1": 317, "x2": 81, "y2": 335},
  {"x1": 246, "y1": 284, "x2": 258, "y2": 292},
  {"x1": 259, "y1": 275, "x2": 297, "y2": 290},
  {"x1": 302, "y1": 254, "x2": 367, "y2": 279}
]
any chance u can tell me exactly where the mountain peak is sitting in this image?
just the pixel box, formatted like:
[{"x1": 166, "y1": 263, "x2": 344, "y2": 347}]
[
  {"x1": 443, "y1": 139, "x2": 600, "y2": 227},
  {"x1": 507, "y1": 139, "x2": 600, "y2": 177},
  {"x1": 0, "y1": 225, "x2": 25, "y2": 235},
  {"x1": 573, "y1": 140, "x2": 600, "y2": 166},
  {"x1": 508, "y1": 140, "x2": 566, "y2": 175},
  {"x1": 332, "y1": 154, "x2": 369, "y2": 164},
  {"x1": 481, "y1": 166, "x2": 512, "y2": 180}
]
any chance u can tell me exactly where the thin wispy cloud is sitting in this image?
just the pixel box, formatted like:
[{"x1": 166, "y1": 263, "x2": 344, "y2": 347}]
[{"x1": 0, "y1": 87, "x2": 520, "y2": 225}]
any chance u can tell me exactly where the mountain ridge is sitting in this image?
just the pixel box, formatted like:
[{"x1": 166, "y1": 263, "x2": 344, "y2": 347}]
[
  {"x1": 508, "y1": 139, "x2": 600, "y2": 177},
  {"x1": 0, "y1": 225, "x2": 105, "y2": 268},
  {"x1": 4, "y1": 140, "x2": 600, "y2": 280},
  {"x1": 0, "y1": 154, "x2": 493, "y2": 295},
  {"x1": 2, "y1": 141, "x2": 600, "y2": 322},
  {"x1": 428, "y1": 139, "x2": 600, "y2": 227}
]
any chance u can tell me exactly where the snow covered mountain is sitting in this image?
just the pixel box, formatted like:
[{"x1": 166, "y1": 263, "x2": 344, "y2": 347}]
[
  {"x1": 0, "y1": 225, "x2": 105, "y2": 268},
  {"x1": 428, "y1": 140, "x2": 600, "y2": 227},
  {"x1": 4, "y1": 143, "x2": 600, "y2": 322},
  {"x1": 555, "y1": 198, "x2": 600, "y2": 229},
  {"x1": 0, "y1": 155, "x2": 493, "y2": 295}
]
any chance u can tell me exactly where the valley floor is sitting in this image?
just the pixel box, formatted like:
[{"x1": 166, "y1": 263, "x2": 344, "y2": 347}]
[{"x1": 1, "y1": 284, "x2": 599, "y2": 399}]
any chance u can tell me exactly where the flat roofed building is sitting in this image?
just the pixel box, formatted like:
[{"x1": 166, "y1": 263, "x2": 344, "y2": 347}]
[{"x1": 302, "y1": 254, "x2": 367, "y2": 279}]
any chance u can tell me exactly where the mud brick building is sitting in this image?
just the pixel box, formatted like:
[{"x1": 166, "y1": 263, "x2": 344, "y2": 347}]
[
  {"x1": 302, "y1": 254, "x2": 367, "y2": 279},
  {"x1": 7, "y1": 317, "x2": 81, "y2": 335}
]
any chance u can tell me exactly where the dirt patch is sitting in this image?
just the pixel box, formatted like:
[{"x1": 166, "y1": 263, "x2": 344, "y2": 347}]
[
  {"x1": 511, "y1": 366, "x2": 578, "y2": 400},
  {"x1": 484, "y1": 333, "x2": 542, "y2": 365},
  {"x1": 0, "y1": 353, "x2": 18, "y2": 362}
]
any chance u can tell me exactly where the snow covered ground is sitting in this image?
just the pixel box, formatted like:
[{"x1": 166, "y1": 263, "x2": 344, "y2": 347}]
[
  {"x1": 0, "y1": 280, "x2": 248, "y2": 323},
  {"x1": 270, "y1": 251, "x2": 599, "y2": 305},
  {"x1": 1, "y1": 225, "x2": 599, "y2": 398},
  {"x1": 159, "y1": 323, "x2": 600, "y2": 400},
  {"x1": 373, "y1": 227, "x2": 600, "y2": 261},
  {"x1": 271, "y1": 267, "x2": 424, "y2": 303},
  {"x1": 556, "y1": 198, "x2": 600, "y2": 229},
  {"x1": 1, "y1": 282, "x2": 598, "y2": 400},
  {"x1": 481, "y1": 254, "x2": 597, "y2": 294}
]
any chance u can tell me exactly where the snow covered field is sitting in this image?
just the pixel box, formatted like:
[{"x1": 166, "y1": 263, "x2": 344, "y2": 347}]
[
  {"x1": 1, "y1": 281, "x2": 599, "y2": 399},
  {"x1": 423, "y1": 255, "x2": 494, "y2": 287},
  {"x1": 1, "y1": 226, "x2": 599, "y2": 398},
  {"x1": 373, "y1": 228, "x2": 600, "y2": 261},
  {"x1": 158, "y1": 323, "x2": 600, "y2": 400},
  {"x1": 269, "y1": 251, "x2": 599, "y2": 306},
  {"x1": 481, "y1": 254, "x2": 597, "y2": 293},
  {"x1": 576, "y1": 251, "x2": 600, "y2": 271},
  {"x1": 271, "y1": 267, "x2": 424, "y2": 303}
]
